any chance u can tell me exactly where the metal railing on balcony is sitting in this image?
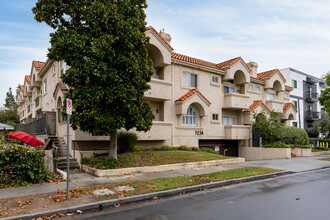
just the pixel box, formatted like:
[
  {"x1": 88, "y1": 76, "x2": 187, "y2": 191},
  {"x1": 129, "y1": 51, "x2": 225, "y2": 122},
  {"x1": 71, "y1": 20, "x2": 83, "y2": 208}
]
[
  {"x1": 305, "y1": 110, "x2": 320, "y2": 120},
  {"x1": 305, "y1": 91, "x2": 318, "y2": 102}
]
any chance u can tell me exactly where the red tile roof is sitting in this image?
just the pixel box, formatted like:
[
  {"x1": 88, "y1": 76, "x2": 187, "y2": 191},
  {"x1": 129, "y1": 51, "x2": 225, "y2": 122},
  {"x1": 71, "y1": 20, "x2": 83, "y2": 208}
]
[
  {"x1": 146, "y1": 26, "x2": 173, "y2": 50},
  {"x1": 171, "y1": 52, "x2": 220, "y2": 70},
  {"x1": 217, "y1": 57, "x2": 252, "y2": 72},
  {"x1": 257, "y1": 69, "x2": 286, "y2": 82},
  {"x1": 33, "y1": 60, "x2": 45, "y2": 69},
  {"x1": 283, "y1": 103, "x2": 297, "y2": 112},
  {"x1": 53, "y1": 81, "x2": 68, "y2": 97},
  {"x1": 243, "y1": 100, "x2": 271, "y2": 113},
  {"x1": 176, "y1": 88, "x2": 211, "y2": 104},
  {"x1": 25, "y1": 75, "x2": 31, "y2": 83}
]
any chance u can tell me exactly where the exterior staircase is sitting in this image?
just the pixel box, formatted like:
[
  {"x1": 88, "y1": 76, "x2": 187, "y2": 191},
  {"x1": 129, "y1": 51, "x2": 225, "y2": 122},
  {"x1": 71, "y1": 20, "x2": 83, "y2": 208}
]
[{"x1": 49, "y1": 136, "x2": 80, "y2": 170}]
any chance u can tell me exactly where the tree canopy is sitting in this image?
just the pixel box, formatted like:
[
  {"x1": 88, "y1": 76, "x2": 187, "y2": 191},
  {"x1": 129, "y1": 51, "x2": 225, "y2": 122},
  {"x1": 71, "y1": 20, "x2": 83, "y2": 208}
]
[
  {"x1": 4, "y1": 88, "x2": 16, "y2": 109},
  {"x1": 33, "y1": 0, "x2": 154, "y2": 158},
  {"x1": 319, "y1": 72, "x2": 330, "y2": 115}
]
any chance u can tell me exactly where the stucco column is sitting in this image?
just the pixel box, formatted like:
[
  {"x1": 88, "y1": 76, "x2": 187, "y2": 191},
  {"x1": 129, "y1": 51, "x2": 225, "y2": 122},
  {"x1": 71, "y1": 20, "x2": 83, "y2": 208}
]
[{"x1": 277, "y1": 91, "x2": 284, "y2": 100}]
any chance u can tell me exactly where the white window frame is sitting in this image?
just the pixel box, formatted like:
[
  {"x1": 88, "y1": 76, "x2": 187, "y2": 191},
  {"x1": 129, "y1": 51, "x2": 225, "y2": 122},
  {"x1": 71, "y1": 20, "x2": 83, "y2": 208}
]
[
  {"x1": 211, "y1": 75, "x2": 219, "y2": 84},
  {"x1": 224, "y1": 116, "x2": 235, "y2": 125},
  {"x1": 182, "y1": 106, "x2": 198, "y2": 126},
  {"x1": 267, "y1": 93, "x2": 275, "y2": 100},
  {"x1": 224, "y1": 86, "x2": 235, "y2": 94},
  {"x1": 292, "y1": 100, "x2": 298, "y2": 108},
  {"x1": 249, "y1": 84, "x2": 253, "y2": 91},
  {"x1": 212, "y1": 113, "x2": 219, "y2": 121},
  {"x1": 256, "y1": 85, "x2": 260, "y2": 92},
  {"x1": 182, "y1": 71, "x2": 197, "y2": 88},
  {"x1": 292, "y1": 79, "x2": 297, "y2": 88},
  {"x1": 43, "y1": 79, "x2": 47, "y2": 93},
  {"x1": 61, "y1": 61, "x2": 66, "y2": 75}
]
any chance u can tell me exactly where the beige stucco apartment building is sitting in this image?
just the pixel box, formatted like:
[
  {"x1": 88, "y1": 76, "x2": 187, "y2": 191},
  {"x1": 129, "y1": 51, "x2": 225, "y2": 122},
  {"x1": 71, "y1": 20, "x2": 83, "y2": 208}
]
[{"x1": 16, "y1": 26, "x2": 297, "y2": 157}]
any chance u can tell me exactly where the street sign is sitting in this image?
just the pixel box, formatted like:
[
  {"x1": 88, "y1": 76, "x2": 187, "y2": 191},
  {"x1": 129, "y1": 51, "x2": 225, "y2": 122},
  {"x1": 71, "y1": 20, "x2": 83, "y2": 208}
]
[
  {"x1": 66, "y1": 99, "x2": 72, "y2": 115},
  {"x1": 214, "y1": 146, "x2": 220, "y2": 152}
]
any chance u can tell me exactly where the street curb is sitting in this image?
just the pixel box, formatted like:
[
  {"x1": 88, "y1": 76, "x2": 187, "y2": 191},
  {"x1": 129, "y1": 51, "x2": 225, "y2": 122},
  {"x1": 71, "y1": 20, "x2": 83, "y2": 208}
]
[{"x1": 4, "y1": 170, "x2": 293, "y2": 220}]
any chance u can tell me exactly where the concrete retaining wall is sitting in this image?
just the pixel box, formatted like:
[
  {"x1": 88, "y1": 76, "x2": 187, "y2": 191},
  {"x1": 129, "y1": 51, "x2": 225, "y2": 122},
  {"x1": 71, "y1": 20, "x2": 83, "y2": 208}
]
[
  {"x1": 239, "y1": 147, "x2": 291, "y2": 161},
  {"x1": 82, "y1": 158, "x2": 245, "y2": 177},
  {"x1": 311, "y1": 150, "x2": 330, "y2": 156},
  {"x1": 291, "y1": 147, "x2": 311, "y2": 157}
]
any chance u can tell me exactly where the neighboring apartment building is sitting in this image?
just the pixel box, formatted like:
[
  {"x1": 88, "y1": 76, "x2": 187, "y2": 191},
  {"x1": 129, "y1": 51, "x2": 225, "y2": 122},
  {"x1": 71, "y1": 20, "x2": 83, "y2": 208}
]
[
  {"x1": 280, "y1": 68, "x2": 328, "y2": 130},
  {"x1": 16, "y1": 27, "x2": 297, "y2": 157}
]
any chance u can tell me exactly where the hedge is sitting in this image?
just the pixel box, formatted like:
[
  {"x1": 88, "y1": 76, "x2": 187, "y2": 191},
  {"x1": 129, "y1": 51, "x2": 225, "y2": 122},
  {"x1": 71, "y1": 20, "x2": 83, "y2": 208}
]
[
  {"x1": 278, "y1": 126, "x2": 309, "y2": 146},
  {"x1": 117, "y1": 131, "x2": 138, "y2": 153},
  {"x1": 0, "y1": 143, "x2": 53, "y2": 186}
]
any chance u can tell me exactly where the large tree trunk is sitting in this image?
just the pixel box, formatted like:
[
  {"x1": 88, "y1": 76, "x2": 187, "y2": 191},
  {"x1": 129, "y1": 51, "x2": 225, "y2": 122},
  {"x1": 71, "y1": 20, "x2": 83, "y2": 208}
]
[{"x1": 108, "y1": 130, "x2": 118, "y2": 159}]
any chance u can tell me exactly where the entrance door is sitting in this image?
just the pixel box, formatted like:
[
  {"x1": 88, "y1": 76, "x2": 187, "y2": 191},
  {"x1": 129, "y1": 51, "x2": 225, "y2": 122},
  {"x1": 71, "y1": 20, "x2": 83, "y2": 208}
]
[{"x1": 252, "y1": 127, "x2": 260, "y2": 147}]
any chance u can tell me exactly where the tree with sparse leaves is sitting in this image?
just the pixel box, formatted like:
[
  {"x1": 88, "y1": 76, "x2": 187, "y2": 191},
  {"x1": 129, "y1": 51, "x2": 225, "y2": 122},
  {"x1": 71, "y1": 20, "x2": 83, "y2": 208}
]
[
  {"x1": 4, "y1": 87, "x2": 16, "y2": 110},
  {"x1": 319, "y1": 72, "x2": 330, "y2": 116},
  {"x1": 33, "y1": 0, "x2": 154, "y2": 159}
]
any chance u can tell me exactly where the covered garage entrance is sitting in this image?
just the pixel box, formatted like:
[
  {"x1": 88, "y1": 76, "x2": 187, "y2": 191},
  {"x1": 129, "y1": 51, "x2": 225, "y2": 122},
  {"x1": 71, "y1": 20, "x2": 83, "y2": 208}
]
[{"x1": 199, "y1": 139, "x2": 238, "y2": 157}]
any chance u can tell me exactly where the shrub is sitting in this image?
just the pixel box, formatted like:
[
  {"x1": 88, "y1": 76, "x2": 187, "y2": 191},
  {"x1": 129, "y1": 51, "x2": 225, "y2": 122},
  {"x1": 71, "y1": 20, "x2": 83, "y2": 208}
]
[
  {"x1": 81, "y1": 157, "x2": 91, "y2": 165},
  {"x1": 278, "y1": 126, "x2": 309, "y2": 146},
  {"x1": 117, "y1": 131, "x2": 138, "y2": 153},
  {"x1": 306, "y1": 127, "x2": 319, "y2": 138},
  {"x1": 190, "y1": 147, "x2": 199, "y2": 151},
  {"x1": 0, "y1": 144, "x2": 53, "y2": 186},
  {"x1": 263, "y1": 142, "x2": 290, "y2": 148},
  {"x1": 177, "y1": 145, "x2": 189, "y2": 151},
  {"x1": 200, "y1": 147, "x2": 218, "y2": 154}
]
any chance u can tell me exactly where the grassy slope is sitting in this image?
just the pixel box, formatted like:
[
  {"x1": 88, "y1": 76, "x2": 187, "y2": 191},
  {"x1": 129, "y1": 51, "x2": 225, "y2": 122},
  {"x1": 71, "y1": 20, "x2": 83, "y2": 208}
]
[{"x1": 116, "y1": 151, "x2": 232, "y2": 168}]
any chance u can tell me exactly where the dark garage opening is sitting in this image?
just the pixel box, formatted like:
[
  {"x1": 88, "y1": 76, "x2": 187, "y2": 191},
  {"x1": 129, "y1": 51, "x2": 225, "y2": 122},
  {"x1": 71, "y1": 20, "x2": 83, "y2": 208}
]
[{"x1": 199, "y1": 139, "x2": 238, "y2": 157}]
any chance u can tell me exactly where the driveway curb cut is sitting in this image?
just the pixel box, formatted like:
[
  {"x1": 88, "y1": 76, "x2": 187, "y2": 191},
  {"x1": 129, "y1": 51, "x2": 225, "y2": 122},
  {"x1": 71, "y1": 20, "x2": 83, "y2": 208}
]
[{"x1": 4, "y1": 171, "x2": 293, "y2": 220}]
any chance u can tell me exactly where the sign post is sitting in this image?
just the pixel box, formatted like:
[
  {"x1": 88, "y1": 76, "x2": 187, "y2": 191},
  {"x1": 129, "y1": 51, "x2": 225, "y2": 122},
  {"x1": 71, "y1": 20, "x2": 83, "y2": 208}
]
[{"x1": 66, "y1": 99, "x2": 72, "y2": 199}]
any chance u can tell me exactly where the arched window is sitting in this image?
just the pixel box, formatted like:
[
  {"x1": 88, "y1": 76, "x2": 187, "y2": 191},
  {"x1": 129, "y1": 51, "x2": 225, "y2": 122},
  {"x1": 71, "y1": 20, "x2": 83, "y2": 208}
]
[{"x1": 182, "y1": 106, "x2": 198, "y2": 126}]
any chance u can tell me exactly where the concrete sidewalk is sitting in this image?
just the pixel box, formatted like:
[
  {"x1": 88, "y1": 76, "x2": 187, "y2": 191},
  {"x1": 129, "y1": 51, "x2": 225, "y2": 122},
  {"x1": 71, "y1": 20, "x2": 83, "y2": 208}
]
[{"x1": 1, "y1": 154, "x2": 330, "y2": 200}]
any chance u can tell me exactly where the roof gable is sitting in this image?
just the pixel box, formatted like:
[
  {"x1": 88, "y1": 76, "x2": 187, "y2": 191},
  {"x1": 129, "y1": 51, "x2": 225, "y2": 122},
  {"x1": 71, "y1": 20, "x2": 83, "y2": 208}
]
[
  {"x1": 176, "y1": 89, "x2": 211, "y2": 105},
  {"x1": 283, "y1": 103, "x2": 297, "y2": 112},
  {"x1": 217, "y1": 57, "x2": 252, "y2": 72},
  {"x1": 53, "y1": 81, "x2": 68, "y2": 97},
  {"x1": 146, "y1": 26, "x2": 173, "y2": 50},
  {"x1": 243, "y1": 100, "x2": 271, "y2": 113},
  {"x1": 33, "y1": 60, "x2": 45, "y2": 69},
  {"x1": 257, "y1": 69, "x2": 286, "y2": 83}
]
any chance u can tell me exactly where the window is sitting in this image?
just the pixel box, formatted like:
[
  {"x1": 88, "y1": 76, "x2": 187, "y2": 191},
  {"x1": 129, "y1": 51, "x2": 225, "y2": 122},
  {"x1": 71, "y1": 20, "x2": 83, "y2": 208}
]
[
  {"x1": 291, "y1": 79, "x2": 297, "y2": 88},
  {"x1": 212, "y1": 75, "x2": 219, "y2": 84},
  {"x1": 52, "y1": 64, "x2": 55, "y2": 74},
  {"x1": 321, "y1": 90, "x2": 324, "y2": 94},
  {"x1": 256, "y1": 86, "x2": 260, "y2": 92},
  {"x1": 224, "y1": 86, "x2": 235, "y2": 94},
  {"x1": 61, "y1": 61, "x2": 66, "y2": 75},
  {"x1": 212, "y1": 113, "x2": 219, "y2": 121},
  {"x1": 249, "y1": 84, "x2": 253, "y2": 91},
  {"x1": 292, "y1": 122, "x2": 297, "y2": 127},
  {"x1": 43, "y1": 79, "x2": 47, "y2": 93},
  {"x1": 182, "y1": 106, "x2": 198, "y2": 126},
  {"x1": 309, "y1": 106, "x2": 313, "y2": 111},
  {"x1": 182, "y1": 72, "x2": 197, "y2": 88},
  {"x1": 224, "y1": 116, "x2": 235, "y2": 125},
  {"x1": 267, "y1": 93, "x2": 275, "y2": 100},
  {"x1": 292, "y1": 100, "x2": 297, "y2": 108},
  {"x1": 285, "y1": 92, "x2": 289, "y2": 98}
]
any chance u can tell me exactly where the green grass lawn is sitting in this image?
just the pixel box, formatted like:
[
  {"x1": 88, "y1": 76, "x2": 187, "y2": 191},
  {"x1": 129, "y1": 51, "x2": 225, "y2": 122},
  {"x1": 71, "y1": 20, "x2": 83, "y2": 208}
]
[
  {"x1": 73, "y1": 167, "x2": 281, "y2": 198},
  {"x1": 116, "y1": 151, "x2": 232, "y2": 168}
]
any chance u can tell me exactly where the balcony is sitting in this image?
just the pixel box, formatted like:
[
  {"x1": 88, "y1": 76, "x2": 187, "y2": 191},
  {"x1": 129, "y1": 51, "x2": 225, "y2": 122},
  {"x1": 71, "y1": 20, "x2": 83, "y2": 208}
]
[
  {"x1": 144, "y1": 79, "x2": 171, "y2": 101},
  {"x1": 137, "y1": 121, "x2": 172, "y2": 140},
  {"x1": 306, "y1": 77, "x2": 318, "y2": 84},
  {"x1": 223, "y1": 93, "x2": 249, "y2": 109},
  {"x1": 265, "y1": 100, "x2": 284, "y2": 113},
  {"x1": 306, "y1": 110, "x2": 320, "y2": 121},
  {"x1": 224, "y1": 125, "x2": 250, "y2": 140},
  {"x1": 305, "y1": 91, "x2": 318, "y2": 102}
]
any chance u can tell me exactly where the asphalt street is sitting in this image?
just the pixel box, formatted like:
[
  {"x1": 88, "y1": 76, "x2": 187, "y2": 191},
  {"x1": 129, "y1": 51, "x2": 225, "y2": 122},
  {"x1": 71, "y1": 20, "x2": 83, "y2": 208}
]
[{"x1": 63, "y1": 168, "x2": 330, "y2": 220}]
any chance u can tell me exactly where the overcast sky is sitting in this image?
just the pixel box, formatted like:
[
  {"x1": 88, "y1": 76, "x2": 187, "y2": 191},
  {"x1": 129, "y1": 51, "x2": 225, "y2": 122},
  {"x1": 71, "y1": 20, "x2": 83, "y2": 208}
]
[{"x1": 0, "y1": 0, "x2": 330, "y2": 106}]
